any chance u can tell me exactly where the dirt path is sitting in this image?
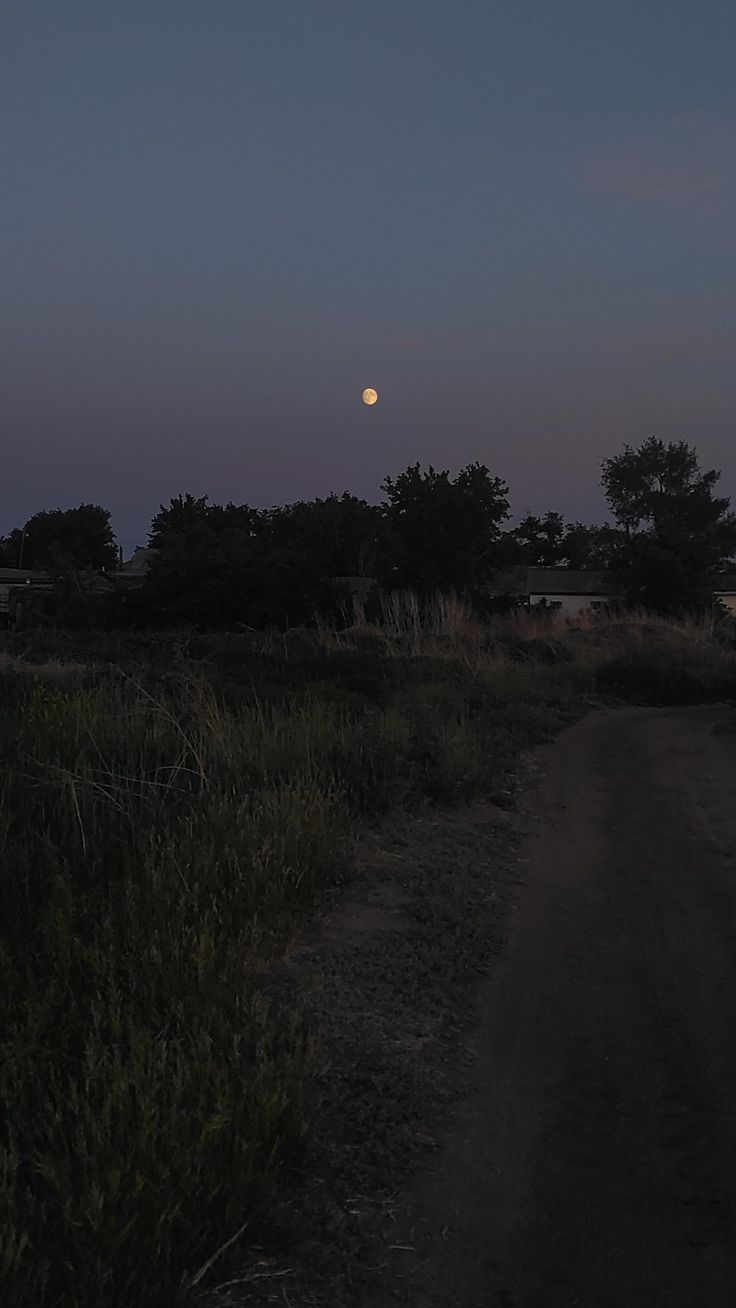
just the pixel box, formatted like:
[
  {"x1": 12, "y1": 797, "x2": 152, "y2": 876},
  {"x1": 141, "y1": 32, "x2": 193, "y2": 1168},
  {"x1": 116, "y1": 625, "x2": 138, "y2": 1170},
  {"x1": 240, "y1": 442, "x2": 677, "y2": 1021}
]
[{"x1": 367, "y1": 705, "x2": 736, "y2": 1307}]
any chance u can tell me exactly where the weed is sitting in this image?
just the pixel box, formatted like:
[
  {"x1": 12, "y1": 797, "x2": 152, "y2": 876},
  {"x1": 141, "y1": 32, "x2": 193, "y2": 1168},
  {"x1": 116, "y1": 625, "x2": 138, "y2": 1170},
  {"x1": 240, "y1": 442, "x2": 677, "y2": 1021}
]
[{"x1": 0, "y1": 600, "x2": 732, "y2": 1305}]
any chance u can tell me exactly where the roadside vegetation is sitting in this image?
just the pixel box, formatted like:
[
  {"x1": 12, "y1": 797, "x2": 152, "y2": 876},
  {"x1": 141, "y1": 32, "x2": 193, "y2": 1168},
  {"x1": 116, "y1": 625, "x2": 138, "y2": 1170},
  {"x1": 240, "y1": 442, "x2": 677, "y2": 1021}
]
[
  {"x1": 1, "y1": 600, "x2": 735, "y2": 1307},
  {"x1": 3, "y1": 437, "x2": 736, "y2": 630}
]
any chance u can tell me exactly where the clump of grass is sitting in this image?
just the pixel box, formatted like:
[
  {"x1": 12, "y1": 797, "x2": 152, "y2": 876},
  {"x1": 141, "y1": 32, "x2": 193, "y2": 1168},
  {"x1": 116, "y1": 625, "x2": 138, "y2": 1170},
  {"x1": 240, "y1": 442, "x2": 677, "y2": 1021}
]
[
  {"x1": 593, "y1": 639, "x2": 736, "y2": 703},
  {"x1": 484, "y1": 606, "x2": 736, "y2": 705},
  {"x1": 0, "y1": 678, "x2": 350, "y2": 1307},
  {"x1": 3, "y1": 598, "x2": 731, "y2": 1306},
  {"x1": 0, "y1": 653, "x2": 525, "y2": 1307},
  {"x1": 368, "y1": 590, "x2": 487, "y2": 664}
]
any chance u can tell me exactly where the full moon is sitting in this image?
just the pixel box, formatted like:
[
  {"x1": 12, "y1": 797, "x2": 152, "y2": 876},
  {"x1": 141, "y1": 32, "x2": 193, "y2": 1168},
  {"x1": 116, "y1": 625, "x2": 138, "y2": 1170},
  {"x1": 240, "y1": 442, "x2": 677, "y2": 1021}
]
[{"x1": 362, "y1": 387, "x2": 378, "y2": 405}]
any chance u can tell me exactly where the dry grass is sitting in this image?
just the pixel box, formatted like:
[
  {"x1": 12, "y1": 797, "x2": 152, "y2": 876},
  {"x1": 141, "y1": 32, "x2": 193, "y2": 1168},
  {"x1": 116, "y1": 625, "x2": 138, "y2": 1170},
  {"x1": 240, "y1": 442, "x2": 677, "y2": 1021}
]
[
  {"x1": 1, "y1": 599, "x2": 733, "y2": 1307},
  {"x1": 0, "y1": 646, "x2": 525, "y2": 1308},
  {"x1": 0, "y1": 676, "x2": 352, "y2": 1307},
  {"x1": 319, "y1": 590, "x2": 735, "y2": 706},
  {"x1": 0, "y1": 650, "x2": 90, "y2": 679}
]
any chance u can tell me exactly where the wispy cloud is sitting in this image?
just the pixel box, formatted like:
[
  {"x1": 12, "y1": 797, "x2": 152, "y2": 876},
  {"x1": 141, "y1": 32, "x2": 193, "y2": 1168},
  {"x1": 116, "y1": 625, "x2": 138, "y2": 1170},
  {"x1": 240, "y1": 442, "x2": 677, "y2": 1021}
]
[{"x1": 580, "y1": 111, "x2": 736, "y2": 220}]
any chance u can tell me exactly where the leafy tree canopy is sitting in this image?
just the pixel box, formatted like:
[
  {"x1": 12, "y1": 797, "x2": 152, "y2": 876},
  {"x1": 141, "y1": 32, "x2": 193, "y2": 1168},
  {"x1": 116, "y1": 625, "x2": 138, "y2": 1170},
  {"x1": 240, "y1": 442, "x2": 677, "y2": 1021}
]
[
  {"x1": 148, "y1": 494, "x2": 260, "y2": 548},
  {"x1": 497, "y1": 515, "x2": 625, "y2": 571},
  {"x1": 264, "y1": 493, "x2": 386, "y2": 578},
  {"x1": 0, "y1": 505, "x2": 117, "y2": 572},
  {"x1": 601, "y1": 437, "x2": 736, "y2": 610},
  {"x1": 560, "y1": 522, "x2": 625, "y2": 571},
  {"x1": 506, "y1": 511, "x2": 567, "y2": 566},
  {"x1": 602, "y1": 437, "x2": 734, "y2": 541},
  {"x1": 142, "y1": 524, "x2": 339, "y2": 630},
  {"x1": 380, "y1": 462, "x2": 510, "y2": 593}
]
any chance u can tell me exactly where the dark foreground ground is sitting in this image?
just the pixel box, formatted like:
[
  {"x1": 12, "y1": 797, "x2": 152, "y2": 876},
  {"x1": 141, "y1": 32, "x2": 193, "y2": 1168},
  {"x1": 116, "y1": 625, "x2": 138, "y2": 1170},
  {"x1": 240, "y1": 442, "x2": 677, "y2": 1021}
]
[{"x1": 366, "y1": 704, "x2": 736, "y2": 1307}]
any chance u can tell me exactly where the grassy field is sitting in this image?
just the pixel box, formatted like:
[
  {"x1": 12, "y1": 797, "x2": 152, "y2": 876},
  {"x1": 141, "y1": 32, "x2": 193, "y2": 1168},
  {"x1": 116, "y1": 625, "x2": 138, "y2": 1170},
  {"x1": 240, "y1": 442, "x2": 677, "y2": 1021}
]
[{"x1": 1, "y1": 598, "x2": 734, "y2": 1306}]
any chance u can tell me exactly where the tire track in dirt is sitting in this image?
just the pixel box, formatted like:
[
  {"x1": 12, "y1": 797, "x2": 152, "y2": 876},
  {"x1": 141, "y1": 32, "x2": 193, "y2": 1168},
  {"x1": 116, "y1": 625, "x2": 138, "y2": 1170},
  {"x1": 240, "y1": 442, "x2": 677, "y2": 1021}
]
[{"x1": 367, "y1": 705, "x2": 736, "y2": 1307}]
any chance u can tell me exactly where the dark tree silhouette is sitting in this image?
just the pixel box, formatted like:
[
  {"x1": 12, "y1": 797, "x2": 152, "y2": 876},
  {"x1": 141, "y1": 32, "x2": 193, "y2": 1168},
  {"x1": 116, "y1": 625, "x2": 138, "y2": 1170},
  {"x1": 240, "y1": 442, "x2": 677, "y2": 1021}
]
[
  {"x1": 560, "y1": 522, "x2": 625, "y2": 571},
  {"x1": 601, "y1": 437, "x2": 736, "y2": 611},
  {"x1": 0, "y1": 505, "x2": 117, "y2": 572},
  {"x1": 148, "y1": 494, "x2": 260, "y2": 547},
  {"x1": 264, "y1": 493, "x2": 386, "y2": 579},
  {"x1": 506, "y1": 511, "x2": 567, "y2": 566},
  {"x1": 142, "y1": 494, "x2": 346, "y2": 629},
  {"x1": 380, "y1": 462, "x2": 510, "y2": 595}
]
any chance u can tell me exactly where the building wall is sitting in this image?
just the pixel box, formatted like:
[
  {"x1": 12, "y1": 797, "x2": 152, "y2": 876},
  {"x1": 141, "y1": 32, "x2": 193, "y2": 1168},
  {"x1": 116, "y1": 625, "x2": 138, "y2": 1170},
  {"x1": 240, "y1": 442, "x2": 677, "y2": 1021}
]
[
  {"x1": 714, "y1": 592, "x2": 736, "y2": 615},
  {"x1": 529, "y1": 593, "x2": 615, "y2": 615}
]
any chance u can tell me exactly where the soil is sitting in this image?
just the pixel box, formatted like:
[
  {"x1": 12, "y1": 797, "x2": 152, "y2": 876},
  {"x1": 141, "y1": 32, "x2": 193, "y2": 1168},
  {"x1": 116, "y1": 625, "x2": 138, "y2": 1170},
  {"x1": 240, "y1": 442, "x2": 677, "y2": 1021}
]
[
  {"x1": 364, "y1": 704, "x2": 736, "y2": 1307},
  {"x1": 207, "y1": 703, "x2": 736, "y2": 1307}
]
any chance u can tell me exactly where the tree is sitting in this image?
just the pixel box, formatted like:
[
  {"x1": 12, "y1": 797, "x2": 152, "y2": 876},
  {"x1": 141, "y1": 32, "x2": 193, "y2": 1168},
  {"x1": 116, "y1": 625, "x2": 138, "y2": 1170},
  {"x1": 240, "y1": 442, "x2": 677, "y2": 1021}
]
[
  {"x1": 601, "y1": 437, "x2": 736, "y2": 611},
  {"x1": 0, "y1": 505, "x2": 117, "y2": 572},
  {"x1": 142, "y1": 493, "x2": 350, "y2": 629},
  {"x1": 148, "y1": 494, "x2": 259, "y2": 547},
  {"x1": 140, "y1": 523, "x2": 336, "y2": 630},
  {"x1": 495, "y1": 516, "x2": 625, "y2": 571},
  {"x1": 560, "y1": 522, "x2": 625, "y2": 571},
  {"x1": 380, "y1": 462, "x2": 510, "y2": 595},
  {"x1": 264, "y1": 493, "x2": 386, "y2": 578},
  {"x1": 506, "y1": 511, "x2": 567, "y2": 566}
]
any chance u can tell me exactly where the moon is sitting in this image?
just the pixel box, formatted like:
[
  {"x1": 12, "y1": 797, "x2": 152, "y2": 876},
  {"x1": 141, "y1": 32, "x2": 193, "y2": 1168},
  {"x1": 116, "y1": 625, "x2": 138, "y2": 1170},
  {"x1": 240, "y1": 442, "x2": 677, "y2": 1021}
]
[{"x1": 362, "y1": 387, "x2": 379, "y2": 405}]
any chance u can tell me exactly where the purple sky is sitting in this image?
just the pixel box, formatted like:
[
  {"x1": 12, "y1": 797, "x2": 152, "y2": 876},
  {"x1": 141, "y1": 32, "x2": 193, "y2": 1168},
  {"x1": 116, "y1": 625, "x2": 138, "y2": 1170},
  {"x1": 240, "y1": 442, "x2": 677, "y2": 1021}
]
[{"x1": 3, "y1": 0, "x2": 736, "y2": 554}]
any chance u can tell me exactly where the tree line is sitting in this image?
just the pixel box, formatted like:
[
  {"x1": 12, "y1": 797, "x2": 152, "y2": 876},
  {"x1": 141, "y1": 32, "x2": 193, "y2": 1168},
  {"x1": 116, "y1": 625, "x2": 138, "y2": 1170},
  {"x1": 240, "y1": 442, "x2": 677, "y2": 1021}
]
[{"x1": 1, "y1": 437, "x2": 735, "y2": 627}]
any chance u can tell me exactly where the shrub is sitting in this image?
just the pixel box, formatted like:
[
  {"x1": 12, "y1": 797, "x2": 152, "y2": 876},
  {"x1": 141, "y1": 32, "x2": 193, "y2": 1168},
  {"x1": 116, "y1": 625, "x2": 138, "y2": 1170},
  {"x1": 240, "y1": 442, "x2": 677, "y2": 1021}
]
[{"x1": 594, "y1": 645, "x2": 736, "y2": 704}]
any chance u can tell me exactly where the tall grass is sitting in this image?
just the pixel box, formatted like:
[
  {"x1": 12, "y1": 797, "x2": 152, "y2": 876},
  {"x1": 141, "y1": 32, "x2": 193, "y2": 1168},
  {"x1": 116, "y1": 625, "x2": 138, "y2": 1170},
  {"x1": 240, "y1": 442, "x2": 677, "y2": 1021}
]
[
  {"x1": 0, "y1": 676, "x2": 353, "y2": 1307},
  {"x1": 377, "y1": 589, "x2": 485, "y2": 648},
  {"x1": 342, "y1": 592, "x2": 736, "y2": 705},
  {"x1": 0, "y1": 658, "x2": 516, "y2": 1307},
  {"x1": 2, "y1": 602, "x2": 732, "y2": 1306}
]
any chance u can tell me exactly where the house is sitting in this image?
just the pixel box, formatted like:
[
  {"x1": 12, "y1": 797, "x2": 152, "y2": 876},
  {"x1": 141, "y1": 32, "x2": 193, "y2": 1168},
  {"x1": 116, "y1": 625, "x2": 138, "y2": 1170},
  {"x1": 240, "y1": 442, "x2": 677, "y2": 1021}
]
[
  {"x1": 488, "y1": 567, "x2": 622, "y2": 615},
  {"x1": 489, "y1": 567, "x2": 736, "y2": 616},
  {"x1": 0, "y1": 568, "x2": 53, "y2": 626},
  {"x1": 526, "y1": 568, "x2": 623, "y2": 614},
  {"x1": 116, "y1": 548, "x2": 158, "y2": 584},
  {"x1": 0, "y1": 567, "x2": 119, "y2": 628},
  {"x1": 712, "y1": 573, "x2": 736, "y2": 615}
]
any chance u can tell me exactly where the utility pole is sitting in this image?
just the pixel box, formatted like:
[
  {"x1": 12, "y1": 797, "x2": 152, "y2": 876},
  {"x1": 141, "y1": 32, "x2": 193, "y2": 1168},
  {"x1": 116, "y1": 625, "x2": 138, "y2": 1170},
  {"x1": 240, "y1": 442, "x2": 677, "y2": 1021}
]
[{"x1": 18, "y1": 526, "x2": 27, "y2": 570}]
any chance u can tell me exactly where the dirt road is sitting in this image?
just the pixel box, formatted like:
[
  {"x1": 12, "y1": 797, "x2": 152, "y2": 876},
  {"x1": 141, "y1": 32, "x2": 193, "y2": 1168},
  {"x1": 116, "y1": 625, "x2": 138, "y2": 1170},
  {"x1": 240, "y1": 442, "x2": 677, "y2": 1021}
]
[{"x1": 370, "y1": 705, "x2": 736, "y2": 1307}]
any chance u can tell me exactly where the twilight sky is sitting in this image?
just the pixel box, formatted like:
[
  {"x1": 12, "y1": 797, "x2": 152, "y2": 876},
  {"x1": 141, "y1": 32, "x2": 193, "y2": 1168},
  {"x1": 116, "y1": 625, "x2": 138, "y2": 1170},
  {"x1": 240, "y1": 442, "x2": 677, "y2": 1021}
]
[{"x1": 3, "y1": 0, "x2": 736, "y2": 554}]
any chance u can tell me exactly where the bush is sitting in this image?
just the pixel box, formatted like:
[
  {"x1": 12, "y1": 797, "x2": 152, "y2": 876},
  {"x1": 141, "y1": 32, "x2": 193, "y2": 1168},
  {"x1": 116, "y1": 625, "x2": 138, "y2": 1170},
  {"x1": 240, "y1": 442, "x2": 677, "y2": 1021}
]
[{"x1": 594, "y1": 646, "x2": 736, "y2": 704}]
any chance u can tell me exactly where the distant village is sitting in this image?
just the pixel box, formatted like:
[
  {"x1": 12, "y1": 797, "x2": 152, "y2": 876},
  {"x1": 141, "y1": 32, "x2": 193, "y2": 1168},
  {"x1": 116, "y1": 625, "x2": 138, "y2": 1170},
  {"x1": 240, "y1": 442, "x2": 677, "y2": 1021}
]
[
  {"x1": 2, "y1": 440, "x2": 736, "y2": 631},
  {"x1": 2, "y1": 550, "x2": 735, "y2": 631}
]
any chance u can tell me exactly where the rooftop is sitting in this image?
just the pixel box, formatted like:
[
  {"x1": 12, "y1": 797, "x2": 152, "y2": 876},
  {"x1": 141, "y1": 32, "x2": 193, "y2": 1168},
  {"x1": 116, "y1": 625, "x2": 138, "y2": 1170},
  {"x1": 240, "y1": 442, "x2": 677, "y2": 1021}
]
[
  {"x1": 119, "y1": 548, "x2": 158, "y2": 573},
  {"x1": 0, "y1": 568, "x2": 50, "y2": 583},
  {"x1": 489, "y1": 567, "x2": 618, "y2": 596}
]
